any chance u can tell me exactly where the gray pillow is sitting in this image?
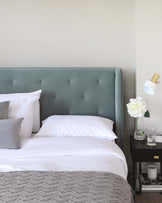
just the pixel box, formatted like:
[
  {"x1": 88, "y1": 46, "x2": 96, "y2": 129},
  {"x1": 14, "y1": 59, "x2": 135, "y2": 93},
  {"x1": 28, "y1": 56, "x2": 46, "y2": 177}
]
[
  {"x1": 0, "y1": 118, "x2": 23, "y2": 149},
  {"x1": 0, "y1": 101, "x2": 10, "y2": 119}
]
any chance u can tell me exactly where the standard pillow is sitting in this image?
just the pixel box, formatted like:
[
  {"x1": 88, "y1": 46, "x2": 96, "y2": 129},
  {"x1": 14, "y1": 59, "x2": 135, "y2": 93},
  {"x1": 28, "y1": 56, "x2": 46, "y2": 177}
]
[
  {"x1": 0, "y1": 118, "x2": 23, "y2": 149},
  {"x1": 0, "y1": 90, "x2": 42, "y2": 132},
  {"x1": 15, "y1": 97, "x2": 36, "y2": 138},
  {"x1": 0, "y1": 101, "x2": 10, "y2": 119},
  {"x1": 36, "y1": 115, "x2": 117, "y2": 140}
]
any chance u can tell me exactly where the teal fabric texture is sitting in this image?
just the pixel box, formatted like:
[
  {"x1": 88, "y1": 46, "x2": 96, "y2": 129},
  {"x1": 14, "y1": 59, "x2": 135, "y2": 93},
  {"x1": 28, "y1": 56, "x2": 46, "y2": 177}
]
[{"x1": 0, "y1": 67, "x2": 124, "y2": 149}]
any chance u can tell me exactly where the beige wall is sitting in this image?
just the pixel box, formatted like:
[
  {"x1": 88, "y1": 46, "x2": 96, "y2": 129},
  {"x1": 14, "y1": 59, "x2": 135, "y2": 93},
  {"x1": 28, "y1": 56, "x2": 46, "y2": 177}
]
[
  {"x1": 135, "y1": 0, "x2": 162, "y2": 132},
  {"x1": 0, "y1": 0, "x2": 135, "y2": 166}
]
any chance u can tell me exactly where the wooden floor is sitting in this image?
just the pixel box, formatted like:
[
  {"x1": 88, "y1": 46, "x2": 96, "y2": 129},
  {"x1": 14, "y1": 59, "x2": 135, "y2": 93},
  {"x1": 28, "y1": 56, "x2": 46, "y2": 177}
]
[{"x1": 135, "y1": 193, "x2": 162, "y2": 203}]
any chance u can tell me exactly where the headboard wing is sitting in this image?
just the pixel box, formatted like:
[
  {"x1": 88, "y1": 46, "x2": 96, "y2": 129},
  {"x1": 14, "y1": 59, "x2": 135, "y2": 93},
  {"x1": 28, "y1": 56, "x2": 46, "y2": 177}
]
[{"x1": 0, "y1": 67, "x2": 124, "y2": 149}]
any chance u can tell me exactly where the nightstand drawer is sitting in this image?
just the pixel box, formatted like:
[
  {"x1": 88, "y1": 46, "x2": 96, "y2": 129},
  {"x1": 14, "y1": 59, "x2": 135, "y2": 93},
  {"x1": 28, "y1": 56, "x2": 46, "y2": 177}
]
[{"x1": 132, "y1": 150, "x2": 162, "y2": 162}]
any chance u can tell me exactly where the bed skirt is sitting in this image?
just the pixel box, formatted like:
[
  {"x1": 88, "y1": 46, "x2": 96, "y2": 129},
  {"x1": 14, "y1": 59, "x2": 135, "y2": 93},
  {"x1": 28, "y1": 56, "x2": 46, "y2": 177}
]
[{"x1": 0, "y1": 171, "x2": 134, "y2": 203}]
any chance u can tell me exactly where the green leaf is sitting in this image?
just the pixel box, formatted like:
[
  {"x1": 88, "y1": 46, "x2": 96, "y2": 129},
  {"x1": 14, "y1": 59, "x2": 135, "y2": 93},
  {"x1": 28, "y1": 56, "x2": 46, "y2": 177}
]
[{"x1": 144, "y1": 110, "x2": 150, "y2": 118}]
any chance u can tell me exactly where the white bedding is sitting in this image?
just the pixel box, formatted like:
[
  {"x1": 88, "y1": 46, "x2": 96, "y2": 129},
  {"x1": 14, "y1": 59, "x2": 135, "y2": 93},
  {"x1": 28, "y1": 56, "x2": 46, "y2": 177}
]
[{"x1": 0, "y1": 136, "x2": 128, "y2": 179}]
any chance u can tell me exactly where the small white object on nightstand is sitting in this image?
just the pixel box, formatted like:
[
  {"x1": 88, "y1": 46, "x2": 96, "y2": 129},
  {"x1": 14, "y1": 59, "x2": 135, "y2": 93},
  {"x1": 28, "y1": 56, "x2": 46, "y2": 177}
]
[
  {"x1": 156, "y1": 135, "x2": 162, "y2": 143},
  {"x1": 147, "y1": 165, "x2": 157, "y2": 181}
]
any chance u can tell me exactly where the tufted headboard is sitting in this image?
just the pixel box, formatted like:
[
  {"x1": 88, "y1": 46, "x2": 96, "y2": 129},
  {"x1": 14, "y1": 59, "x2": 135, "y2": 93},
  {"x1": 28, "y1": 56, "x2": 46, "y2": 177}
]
[{"x1": 0, "y1": 67, "x2": 124, "y2": 149}]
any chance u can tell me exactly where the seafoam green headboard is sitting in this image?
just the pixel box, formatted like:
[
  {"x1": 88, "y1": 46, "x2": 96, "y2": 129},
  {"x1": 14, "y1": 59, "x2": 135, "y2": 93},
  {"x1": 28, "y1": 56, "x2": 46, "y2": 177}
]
[{"x1": 0, "y1": 67, "x2": 124, "y2": 149}]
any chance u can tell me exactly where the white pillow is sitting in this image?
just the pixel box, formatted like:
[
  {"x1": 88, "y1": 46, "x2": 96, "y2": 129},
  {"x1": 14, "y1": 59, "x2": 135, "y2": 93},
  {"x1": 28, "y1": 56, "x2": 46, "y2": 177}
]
[
  {"x1": 36, "y1": 115, "x2": 117, "y2": 140},
  {"x1": 15, "y1": 98, "x2": 36, "y2": 138},
  {"x1": 0, "y1": 90, "x2": 42, "y2": 132}
]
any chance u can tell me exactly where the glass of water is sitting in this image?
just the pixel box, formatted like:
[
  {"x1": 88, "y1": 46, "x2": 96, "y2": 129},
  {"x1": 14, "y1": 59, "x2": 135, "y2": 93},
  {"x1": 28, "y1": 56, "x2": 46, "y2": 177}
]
[{"x1": 146, "y1": 128, "x2": 156, "y2": 146}]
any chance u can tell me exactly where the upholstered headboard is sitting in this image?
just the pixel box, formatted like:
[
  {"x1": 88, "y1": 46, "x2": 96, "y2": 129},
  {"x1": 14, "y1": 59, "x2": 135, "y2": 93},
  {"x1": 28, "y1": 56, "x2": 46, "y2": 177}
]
[{"x1": 0, "y1": 67, "x2": 124, "y2": 149}]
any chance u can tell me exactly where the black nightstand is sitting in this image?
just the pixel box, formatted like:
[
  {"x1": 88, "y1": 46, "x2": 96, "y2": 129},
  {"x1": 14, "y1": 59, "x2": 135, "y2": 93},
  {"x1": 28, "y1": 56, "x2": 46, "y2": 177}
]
[{"x1": 130, "y1": 135, "x2": 162, "y2": 193}]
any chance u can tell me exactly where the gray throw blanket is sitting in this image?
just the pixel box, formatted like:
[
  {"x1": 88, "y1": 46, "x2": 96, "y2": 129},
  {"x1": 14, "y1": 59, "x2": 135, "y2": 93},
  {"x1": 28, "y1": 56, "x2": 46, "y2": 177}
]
[{"x1": 0, "y1": 171, "x2": 134, "y2": 203}]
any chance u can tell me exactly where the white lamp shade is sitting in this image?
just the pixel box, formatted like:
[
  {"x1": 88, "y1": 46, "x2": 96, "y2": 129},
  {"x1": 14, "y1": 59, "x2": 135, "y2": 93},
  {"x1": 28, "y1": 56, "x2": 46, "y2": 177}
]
[{"x1": 143, "y1": 80, "x2": 157, "y2": 95}]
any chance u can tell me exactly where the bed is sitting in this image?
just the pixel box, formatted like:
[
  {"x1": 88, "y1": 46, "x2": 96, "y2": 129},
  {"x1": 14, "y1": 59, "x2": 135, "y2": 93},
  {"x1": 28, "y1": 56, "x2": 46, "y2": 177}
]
[{"x1": 0, "y1": 67, "x2": 134, "y2": 202}]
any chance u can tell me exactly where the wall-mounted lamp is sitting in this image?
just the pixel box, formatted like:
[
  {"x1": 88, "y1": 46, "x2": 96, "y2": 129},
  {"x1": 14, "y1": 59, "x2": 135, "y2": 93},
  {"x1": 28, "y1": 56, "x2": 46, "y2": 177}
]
[{"x1": 143, "y1": 73, "x2": 160, "y2": 95}]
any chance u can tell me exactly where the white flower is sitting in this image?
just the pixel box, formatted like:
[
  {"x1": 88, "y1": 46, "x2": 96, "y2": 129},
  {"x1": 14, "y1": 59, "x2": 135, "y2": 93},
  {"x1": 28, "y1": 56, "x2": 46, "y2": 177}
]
[{"x1": 126, "y1": 97, "x2": 147, "y2": 118}]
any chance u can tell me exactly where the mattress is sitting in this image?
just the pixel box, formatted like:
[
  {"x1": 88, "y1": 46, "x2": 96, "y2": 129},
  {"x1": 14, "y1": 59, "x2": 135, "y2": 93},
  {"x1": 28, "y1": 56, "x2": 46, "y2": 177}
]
[{"x1": 0, "y1": 136, "x2": 128, "y2": 179}]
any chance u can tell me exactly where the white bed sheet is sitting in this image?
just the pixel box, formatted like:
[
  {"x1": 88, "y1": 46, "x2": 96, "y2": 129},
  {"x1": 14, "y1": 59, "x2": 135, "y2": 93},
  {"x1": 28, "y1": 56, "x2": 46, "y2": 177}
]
[{"x1": 0, "y1": 136, "x2": 128, "y2": 179}]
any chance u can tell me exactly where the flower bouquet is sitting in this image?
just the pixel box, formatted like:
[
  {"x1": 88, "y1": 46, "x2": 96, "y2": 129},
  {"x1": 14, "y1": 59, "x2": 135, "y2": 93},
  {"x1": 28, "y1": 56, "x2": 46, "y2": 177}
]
[{"x1": 127, "y1": 97, "x2": 150, "y2": 140}]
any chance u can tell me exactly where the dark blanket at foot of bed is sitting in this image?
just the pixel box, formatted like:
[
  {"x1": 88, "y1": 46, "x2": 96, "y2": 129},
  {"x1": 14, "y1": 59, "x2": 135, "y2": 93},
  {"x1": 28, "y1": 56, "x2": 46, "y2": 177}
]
[{"x1": 0, "y1": 171, "x2": 134, "y2": 203}]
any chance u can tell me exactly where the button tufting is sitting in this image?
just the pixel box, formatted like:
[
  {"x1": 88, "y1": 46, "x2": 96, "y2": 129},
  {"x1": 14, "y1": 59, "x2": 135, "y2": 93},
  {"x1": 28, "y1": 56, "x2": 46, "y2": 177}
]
[
  {"x1": 82, "y1": 94, "x2": 86, "y2": 100},
  {"x1": 96, "y1": 79, "x2": 102, "y2": 84},
  {"x1": 11, "y1": 80, "x2": 15, "y2": 85},
  {"x1": 67, "y1": 79, "x2": 72, "y2": 84},
  {"x1": 39, "y1": 80, "x2": 44, "y2": 84}
]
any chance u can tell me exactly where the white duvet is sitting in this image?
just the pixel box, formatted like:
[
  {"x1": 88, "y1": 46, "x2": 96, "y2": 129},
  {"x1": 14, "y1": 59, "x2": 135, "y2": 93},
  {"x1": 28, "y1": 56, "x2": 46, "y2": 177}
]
[{"x1": 0, "y1": 136, "x2": 128, "y2": 179}]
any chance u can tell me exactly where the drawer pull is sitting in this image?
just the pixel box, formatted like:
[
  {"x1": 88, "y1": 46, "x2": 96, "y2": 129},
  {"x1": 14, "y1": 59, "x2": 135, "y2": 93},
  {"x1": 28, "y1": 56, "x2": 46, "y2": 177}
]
[{"x1": 154, "y1": 155, "x2": 159, "y2": 159}]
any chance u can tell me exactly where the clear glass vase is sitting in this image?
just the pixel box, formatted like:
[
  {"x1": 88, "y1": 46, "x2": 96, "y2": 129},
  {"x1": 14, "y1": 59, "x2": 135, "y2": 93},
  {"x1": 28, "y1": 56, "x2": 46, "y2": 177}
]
[{"x1": 134, "y1": 117, "x2": 145, "y2": 140}]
